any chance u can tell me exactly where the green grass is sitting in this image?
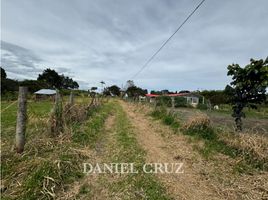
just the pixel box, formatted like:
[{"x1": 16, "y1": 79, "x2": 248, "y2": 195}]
[
  {"x1": 1, "y1": 100, "x2": 53, "y2": 140},
  {"x1": 1, "y1": 98, "x2": 114, "y2": 199},
  {"x1": 203, "y1": 104, "x2": 268, "y2": 119},
  {"x1": 151, "y1": 108, "x2": 180, "y2": 132},
  {"x1": 72, "y1": 103, "x2": 114, "y2": 147}
]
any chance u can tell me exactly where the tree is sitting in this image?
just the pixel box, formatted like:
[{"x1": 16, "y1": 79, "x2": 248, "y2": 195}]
[
  {"x1": 1, "y1": 67, "x2": 19, "y2": 94},
  {"x1": 61, "y1": 76, "x2": 79, "y2": 89},
  {"x1": 19, "y1": 80, "x2": 48, "y2": 93},
  {"x1": 125, "y1": 80, "x2": 134, "y2": 89},
  {"x1": 227, "y1": 58, "x2": 268, "y2": 131},
  {"x1": 151, "y1": 90, "x2": 162, "y2": 95},
  {"x1": 126, "y1": 86, "x2": 147, "y2": 98},
  {"x1": 37, "y1": 68, "x2": 79, "y2": 89},
  {"x1": 1, "y1": 67, "x2": 7, "y2": 79},
  {"x1": 103, "y1": 85, "x2": 121, "y2": 96},
  {"x1": 200, "y1": 90, "x2": 230, "y2": 105},
  {"x1": 37, "y1": 68, "x2": 62, "y2": 88}
]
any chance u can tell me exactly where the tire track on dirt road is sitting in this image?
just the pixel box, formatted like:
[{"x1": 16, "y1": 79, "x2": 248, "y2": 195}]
[{"x1": 121, "y1": 101, "x2": 226, "y2": 200}]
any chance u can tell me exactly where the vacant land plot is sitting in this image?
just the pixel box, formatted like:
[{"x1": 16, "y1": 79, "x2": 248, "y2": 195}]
[
  {"x1": 172, "y1": 107, "x2": 268, "y2": 134},
  {"x1": 1, "y1": 99, "x2": 268, "y2": 199}
]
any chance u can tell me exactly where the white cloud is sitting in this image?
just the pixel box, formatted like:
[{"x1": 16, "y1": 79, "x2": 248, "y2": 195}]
[{"x1": 1, "y1": 0, "x2": 268, "y2": 90}]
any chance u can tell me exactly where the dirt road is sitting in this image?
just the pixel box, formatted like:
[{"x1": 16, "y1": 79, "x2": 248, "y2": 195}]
[{"x1": 121, "y1": 101, "x2": 225, "y2": 200}]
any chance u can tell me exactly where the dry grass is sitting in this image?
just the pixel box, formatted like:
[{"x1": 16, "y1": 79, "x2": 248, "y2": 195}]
[
  {"x1": 182, "y1": 114, "x2": 211, "y2": 131},
  {"x1": 64, "y1": 104, "x2": 88, "y2": 123},
  {"x1": 221, "y1": 131, "x2": 268, "y2": 169}
]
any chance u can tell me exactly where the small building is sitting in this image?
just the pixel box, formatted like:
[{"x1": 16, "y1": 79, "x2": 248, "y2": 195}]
[
  {"x1": 145, "y1": 94, "x2": 159, "y2": 103},
  {"x1": 146, "y1": 92, "x2": 202, "y2": 107},
  {"x1": 34, "y1": 89, "x2": 56, "y2": 101},
  {"x1": 138, "y1": 95, "x2": 146, "y2": 102},
  {"x1": 168, "y1": 93, "x2": 200, "y2": 107}
]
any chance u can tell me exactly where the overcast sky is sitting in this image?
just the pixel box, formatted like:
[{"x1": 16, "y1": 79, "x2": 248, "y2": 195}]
[{"x1": 1, "y1": 0, "x2": 268, "y2": 91}]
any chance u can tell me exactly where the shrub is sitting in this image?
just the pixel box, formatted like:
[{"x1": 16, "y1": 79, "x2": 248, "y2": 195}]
[
  {"x1": 181, "y1": 115, "x2": 216, "y2": 140},
  {"x1": 150, "y1": 106, "x2": 167, "y2": 119},
  {"x1": 174, "y1": 97, "x2": 187, "y2": 107},
  {"x1": 151, "y1": 107, "x2": 180, "y2": 131},
  {"x1": 1, "y1": 91, "x2": 18, "y2": 101},
  {"x1": 163, "y1": 115, "x2": 175, "y2": 125},
  {"x1": 156, "y1": 96, "x2": 172, "y2": 107},
  {"x1": 197, "y1": 103, "x2": 208, "y2": 110}
]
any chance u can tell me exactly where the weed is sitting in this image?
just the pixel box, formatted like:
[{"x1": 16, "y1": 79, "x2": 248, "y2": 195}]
[{"x1": 151, "y1": 107, "x2": 180, "y2": 132}]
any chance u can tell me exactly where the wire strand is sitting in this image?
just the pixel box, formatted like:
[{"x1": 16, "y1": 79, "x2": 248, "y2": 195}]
[{"x1": 131, "y1": 0, "x2": 206, "y2": 79}]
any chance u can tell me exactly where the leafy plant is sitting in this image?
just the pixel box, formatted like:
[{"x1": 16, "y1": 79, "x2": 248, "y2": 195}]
[{"x1": 227, "y1": 58, "x2": 268, "y2": 131}]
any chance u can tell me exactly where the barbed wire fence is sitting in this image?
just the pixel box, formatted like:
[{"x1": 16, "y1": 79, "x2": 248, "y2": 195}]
[{"x1": 2, "y1": 87, "x2": 103, "y2": 154}]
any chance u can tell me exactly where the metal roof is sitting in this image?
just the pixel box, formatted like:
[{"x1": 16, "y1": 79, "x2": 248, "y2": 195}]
[
  {"x1": 34, "y1": 89, "x2": 56, "y2": 95},
  {"x1": 146, "y1": 93, "x2": 201, "y2": 97}
]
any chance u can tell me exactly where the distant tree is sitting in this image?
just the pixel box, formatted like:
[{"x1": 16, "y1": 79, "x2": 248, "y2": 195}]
[
  {"x1": 1, "y1": 67, "x2": 19, "y2": 94},
  {"x1": 227, "y1": 58, "x2": 268, "y2": 131},
  {"x1": 19, "y1": 80, "x2": 48, "y2": 93},
  {"x1": 37, "y1": 68, "x2": 62, "y2": 88},
  {"x1": 61, "y1": 76, "x2": 79, "y2": 89},
  {"x1": 1, "y1": 67, "x2": 7, "y2": 79},
  {"x1": 1, "y1": 78, "x2": 19, "y2": 94},
  {"x1": 103, "y1": 85, "x2": 121, "y2": 96},
  {"x1": 161, "y1": 90, "x2": 169, "y2": 94},
  {"x1": 73, "y1": 81, "x2": 79, "y2": 89},
  {"x1": 151, "y1": 90, "x2": 162, "y2": 95},
  {"x1": 200, "y1": 90, "x2": 230, "y2": 105},
  {"x1": 125, "y1": 80, "x2": 134, "y2": 89},
  {"x1": 126, "y1": 86, "x2": 147, "y2": 98},
  {"x1": 179, "y1": 90, "x2": 190, "y2": 94},
  {"x1": 37, "y1": 68, "x2": 79, "y2": 89}
]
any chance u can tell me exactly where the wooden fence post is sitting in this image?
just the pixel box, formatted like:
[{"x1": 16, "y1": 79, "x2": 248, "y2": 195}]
[
  {"x1": 51, "y1": 90, "x2": 63, "y2": 136},
  {"x1": 171, "y1": 97, "x2": 175, "y2": 110},
  {"x1": 15, "y1": 87, "x2": 27, "y2": 153},
  {"x1": 69, "y1": 91, "x2": 74, "y2": 105}
]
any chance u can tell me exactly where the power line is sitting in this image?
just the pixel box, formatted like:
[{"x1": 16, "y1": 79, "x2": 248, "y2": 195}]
[{"x1": 131, "y1": 0, "x2": 206, "y2": 79}]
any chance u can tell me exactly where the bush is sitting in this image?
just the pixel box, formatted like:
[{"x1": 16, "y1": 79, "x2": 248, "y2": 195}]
[
  {"x1": 197, "y1": 103, "x2": 208, "y2": 110},
  {"x1": 156, "y1": 96, "x2": 172, "y2": 107},
  {"x1": 1, "y1": 91, "x2": 18, "y2": 101},
  {"x1": 151, "y1": 107, "x2": 180, "y2": 131},
  {"x1": 181, "y1": 115, "x2": 216, "y2": 140},
  {"x1": 151, "y1": 106, "x2": 166, "y2": 119},
  {"x1": 174, "y1": 97, "x2": 187, "y2": 107}
]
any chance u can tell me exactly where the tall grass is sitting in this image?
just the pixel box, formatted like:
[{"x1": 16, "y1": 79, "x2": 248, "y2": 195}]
[{"x1": 1, "y1": 98, "x2": 114, "y2": 199}]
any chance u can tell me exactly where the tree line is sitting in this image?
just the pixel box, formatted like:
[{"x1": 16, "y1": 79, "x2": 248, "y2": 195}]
[{"x1": 1, "y1": 67, "x2": 79, "y2": 94}]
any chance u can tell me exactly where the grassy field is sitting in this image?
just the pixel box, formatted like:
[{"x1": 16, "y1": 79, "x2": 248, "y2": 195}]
[
  {"x1": 1, "y1": 99, "x2": 173, "y2": 199},
  {"x1": 1, "y1": 98, "x2": 113, "y2": 199},
  {"x1": 1, "y1": 99, "x2": 268, "y2": 199}
]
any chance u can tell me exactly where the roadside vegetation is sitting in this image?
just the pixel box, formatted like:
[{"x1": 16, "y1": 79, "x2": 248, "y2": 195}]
[
  {"x1": 1, "y1": 97, "x2": 113, "y2": 199},
  {"x1": 150, "y1": 106, "x2": 268, "y2": 173}
]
